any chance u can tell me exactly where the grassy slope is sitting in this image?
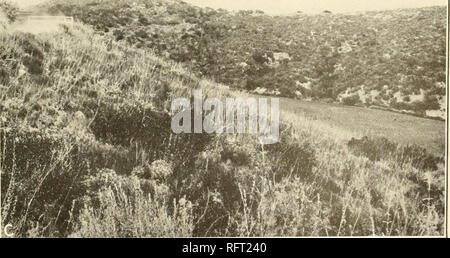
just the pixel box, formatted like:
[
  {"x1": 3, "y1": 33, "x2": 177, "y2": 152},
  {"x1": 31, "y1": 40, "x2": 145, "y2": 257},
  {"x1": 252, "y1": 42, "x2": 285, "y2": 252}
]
[
  {"x1": 280, "y1": 98, "x2": 445, "y2": 155},
  {"x1": 0, "y1": 2, "x2": 446, "y2": 237},
  {"x1": 41, "y1": 0, "x2": 444, "y2": 155}
]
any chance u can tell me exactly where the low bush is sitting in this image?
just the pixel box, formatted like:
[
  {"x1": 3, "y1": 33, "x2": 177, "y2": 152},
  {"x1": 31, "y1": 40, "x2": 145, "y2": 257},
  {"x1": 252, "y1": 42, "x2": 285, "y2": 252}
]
[
  {"x1": 341, "y1": 94, "x2": 361, "y2": 106},
  {"x1": 347, "y1": 136, "x2": 444, "y2": 171},
  {"x1": 75, "y1": 169, "x2": 194, "y2": 237}
]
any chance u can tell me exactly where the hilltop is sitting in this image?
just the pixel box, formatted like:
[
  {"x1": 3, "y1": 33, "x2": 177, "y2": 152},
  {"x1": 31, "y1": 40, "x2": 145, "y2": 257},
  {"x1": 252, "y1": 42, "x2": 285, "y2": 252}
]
[{"x1": 40, "y1": 0, "x2": 447, "y2": 119}]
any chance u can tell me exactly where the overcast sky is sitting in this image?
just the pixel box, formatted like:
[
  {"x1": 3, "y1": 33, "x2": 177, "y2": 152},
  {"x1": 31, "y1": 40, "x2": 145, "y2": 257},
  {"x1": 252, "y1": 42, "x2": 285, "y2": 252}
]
[
  {"x1": 11, "y1": 0, "x2": 44, "y2": 8},
  {"x1": 184, "y1": 0, "x2": 447, "y2": 14}
]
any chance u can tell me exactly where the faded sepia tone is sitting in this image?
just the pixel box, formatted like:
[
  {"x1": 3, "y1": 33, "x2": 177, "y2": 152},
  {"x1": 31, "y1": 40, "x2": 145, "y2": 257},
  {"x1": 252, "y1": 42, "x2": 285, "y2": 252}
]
[
  {"x1": 0, "y1": 0, "x2": 447, "y2": 238},
  {"x1": 185, "y1": 0, "x2": 447, "y2": 14}
]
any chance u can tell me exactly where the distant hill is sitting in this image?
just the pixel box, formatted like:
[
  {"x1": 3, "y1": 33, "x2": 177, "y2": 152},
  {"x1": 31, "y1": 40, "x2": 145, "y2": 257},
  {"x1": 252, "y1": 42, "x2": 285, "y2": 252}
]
[{"x1": 43, "y1": 0, "x2": 446, "y2": 119}]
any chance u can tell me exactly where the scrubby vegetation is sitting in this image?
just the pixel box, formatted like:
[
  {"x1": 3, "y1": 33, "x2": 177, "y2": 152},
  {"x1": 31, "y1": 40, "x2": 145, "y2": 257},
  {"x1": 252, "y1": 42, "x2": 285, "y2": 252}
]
[
  {"x1": 0, "y1": 14, "x2": 445, "y2": 237},
  {"x1": 0, "y1": 1, "x2": 18, "y2": 25},
  {"x1": 40, "y1": 0, "x2": 447, "y2": 119},
  {"x1": 0, "y1": 1, "x2": 445, "y2": 237}
]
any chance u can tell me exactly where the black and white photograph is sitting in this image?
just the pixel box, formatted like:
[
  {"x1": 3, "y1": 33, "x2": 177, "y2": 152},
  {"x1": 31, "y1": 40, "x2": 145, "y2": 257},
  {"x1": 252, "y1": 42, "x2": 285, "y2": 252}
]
[{"x1": 0, "y1": 0, "x2": 448, "y2": 241}]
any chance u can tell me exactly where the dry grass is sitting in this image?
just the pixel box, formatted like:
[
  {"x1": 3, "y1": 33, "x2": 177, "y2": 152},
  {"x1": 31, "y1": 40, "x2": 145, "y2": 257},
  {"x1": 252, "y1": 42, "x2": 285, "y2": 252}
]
[
  {"x1": 0, "y1": 21, "x2": 445, "y2": 237},
  {"x1": 74, "y1": 170, "x2": 194, "y2": 238},
  {"x1": 280, "y1": 97, "x2": 445, "y2": 155}
]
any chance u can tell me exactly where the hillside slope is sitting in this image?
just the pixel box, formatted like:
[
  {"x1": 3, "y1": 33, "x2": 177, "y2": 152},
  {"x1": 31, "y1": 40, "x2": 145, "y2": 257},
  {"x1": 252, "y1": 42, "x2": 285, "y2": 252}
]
[
  {"x1": 279, "y1": 97, "x2": 445, "y2": 155},
  {"x1": 43, "y1": 0, "x2": 447, "y2": 119},
  {"x1": 0, "y1": 0, "x2": 446, "y2": 237}
]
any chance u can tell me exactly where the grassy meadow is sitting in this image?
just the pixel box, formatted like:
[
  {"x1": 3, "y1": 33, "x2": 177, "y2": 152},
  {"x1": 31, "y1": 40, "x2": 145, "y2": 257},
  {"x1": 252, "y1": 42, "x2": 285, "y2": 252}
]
[
  {"x1": 279, "y1": 97, "x2": 445, "y2": 155},
  {"x1": 0, "y1": 2, "x2": 447, "y2": 238}
]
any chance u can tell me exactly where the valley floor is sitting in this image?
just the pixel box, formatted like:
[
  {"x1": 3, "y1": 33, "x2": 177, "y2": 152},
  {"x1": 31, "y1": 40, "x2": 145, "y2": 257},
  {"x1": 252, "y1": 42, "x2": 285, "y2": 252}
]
[{"x1": 279, "y1": 97, "x2": 446, "y2": 156}]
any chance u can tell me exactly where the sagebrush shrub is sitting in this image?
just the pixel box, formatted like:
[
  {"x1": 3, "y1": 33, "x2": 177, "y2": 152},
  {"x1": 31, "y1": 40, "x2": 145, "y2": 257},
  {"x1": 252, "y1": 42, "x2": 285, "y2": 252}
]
[
  {"x1": 0, "y1": 129, "x2": 90, "y2": 236},
  {"x1": 348, "y1": 136, "x2": 397, "y2": 162},
  {"x1": 76, "y1": 169, "x2": 194, "y2": 238},
  {"x1": 347, "y1": 136, "x2": 444, "y2": 171},
  {"x1": 266, "y1": 133, "x2": 316, "y2": 181}
]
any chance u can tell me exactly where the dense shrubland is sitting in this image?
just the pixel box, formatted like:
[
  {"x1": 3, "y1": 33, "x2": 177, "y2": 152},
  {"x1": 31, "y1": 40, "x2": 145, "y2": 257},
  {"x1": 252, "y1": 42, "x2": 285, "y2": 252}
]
[
  {"x1": 40, "y1": 0, "x2": 447, "y2": 119},
  {"x1": 0, "y1": 18, "x2": 445, "y2": 237}
]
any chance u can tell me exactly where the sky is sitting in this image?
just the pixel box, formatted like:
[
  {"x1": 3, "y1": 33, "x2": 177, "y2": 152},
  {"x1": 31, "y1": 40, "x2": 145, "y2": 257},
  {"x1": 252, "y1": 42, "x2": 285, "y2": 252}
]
[
  {"x1": 184, "y1": 0, "x2": 447, "y2": 14},
  {"x1": 10, "y1": 0, "x2": 45, "y2": 8}
]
